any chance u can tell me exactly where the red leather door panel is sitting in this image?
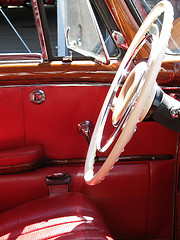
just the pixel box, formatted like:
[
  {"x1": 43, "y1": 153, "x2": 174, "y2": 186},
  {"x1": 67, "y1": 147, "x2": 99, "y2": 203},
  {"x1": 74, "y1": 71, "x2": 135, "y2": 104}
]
[
  {"x1": 0, "y1": 85, "x2": 178, "y2": 240},
  {"x1": 23, "y1": 85, "x2": 109, "y2": 158},
  {"x1": 0, "y1": 87, "x2": 24, "y2": 150},
  {"x1": 22, "y1": 85, "x2": 178, "y2": 159},
  {"x1": 0, "y1": 85, "x2": 177, "y2": 160}
]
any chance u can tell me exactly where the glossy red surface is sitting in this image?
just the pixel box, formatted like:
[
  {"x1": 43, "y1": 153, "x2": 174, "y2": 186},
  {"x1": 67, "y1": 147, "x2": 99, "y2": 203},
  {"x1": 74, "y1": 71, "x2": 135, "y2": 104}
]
[
  {"x1": 0, "y1": 88, "x2": 24, "y2": 151},
  {"x1": 0, "y1": 0, "x2": 25, "y2": 6},
  {"x1": 0, "y1": 192, "x2": 113, "y2": 240},
  {"x1": 0, "y1": 158, "x2": 176, "y2": 239},
  {"x1": 23, "y1": 85, "x2": 108, "y2": 159},
  {"x1": 0, "y1": 86, "x2": 176, "y2": 156},
  {"x1": 0, "y1": 0, "x2": 178, "y2": 238},
  {"x1": 0, "y1": 86, "x2": 178, "y2": 238},
  {"x1": 0, "y1": 86, "x2": 175, "y2": 159},
  {"x1": 0, "y1": 145, "x2": 43, "y2": 167}
]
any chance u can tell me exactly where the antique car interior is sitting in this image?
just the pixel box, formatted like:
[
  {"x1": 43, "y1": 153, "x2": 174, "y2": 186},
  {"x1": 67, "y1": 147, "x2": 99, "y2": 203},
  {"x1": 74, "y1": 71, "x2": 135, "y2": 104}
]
[{"x1": 0, "y1": 0, "x2": 179, "y2": 239}]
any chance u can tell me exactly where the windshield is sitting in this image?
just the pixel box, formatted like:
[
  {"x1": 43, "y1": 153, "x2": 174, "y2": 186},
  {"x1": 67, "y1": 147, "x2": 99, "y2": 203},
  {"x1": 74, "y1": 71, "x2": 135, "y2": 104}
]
[{"x1": 132, "y1": 0, "x2": 180, "y2": 54}]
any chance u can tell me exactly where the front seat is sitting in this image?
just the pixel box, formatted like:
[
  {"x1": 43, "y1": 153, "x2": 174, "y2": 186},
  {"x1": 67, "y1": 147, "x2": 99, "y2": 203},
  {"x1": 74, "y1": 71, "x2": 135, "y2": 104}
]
[{"x1": 0, "y1": 192, "x2": 113, "y2": 239}]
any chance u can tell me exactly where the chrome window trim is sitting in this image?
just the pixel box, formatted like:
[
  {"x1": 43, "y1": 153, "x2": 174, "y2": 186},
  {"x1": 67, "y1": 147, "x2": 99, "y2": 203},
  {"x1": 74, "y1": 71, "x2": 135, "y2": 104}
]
[
  {"x1": 0, "y1": 53, "x2": 43, "y2": 63},
  {"x1": 0, "y1": 83, "x2": 179, "y2": 90},
  {"x1": 0, "y1": 83, "x2": 111, "y2": 88},
  {"x1": 32, "y1": 0, "x2": 49, "y2": 60}
]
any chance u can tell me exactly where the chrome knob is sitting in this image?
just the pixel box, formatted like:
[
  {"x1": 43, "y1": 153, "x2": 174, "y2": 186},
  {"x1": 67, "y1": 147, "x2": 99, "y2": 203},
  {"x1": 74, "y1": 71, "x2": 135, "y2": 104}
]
[
  {"x1": 170, "y1": 107, "x2": 180, "y2": 119},
  {"x1": 78, "y1": 121, "x2": 93, "y2": 144}
]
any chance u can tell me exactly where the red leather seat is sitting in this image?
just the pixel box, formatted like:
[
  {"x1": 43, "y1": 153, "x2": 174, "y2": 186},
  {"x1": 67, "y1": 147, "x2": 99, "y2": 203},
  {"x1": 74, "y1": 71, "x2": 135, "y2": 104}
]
[{"x1": 0, "y1": 192, "x2": 113, "y2": 239}]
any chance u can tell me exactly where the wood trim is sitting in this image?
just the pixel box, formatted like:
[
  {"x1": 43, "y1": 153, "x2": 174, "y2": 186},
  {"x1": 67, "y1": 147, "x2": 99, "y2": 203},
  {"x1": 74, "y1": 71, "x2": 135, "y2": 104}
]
[
  {"x1": 0, "y1": 59, "x2": 177, "y2": 86},
  {"x1": 0, "y1": 60, "x2": 120, "y2": 85},
  {"x1": 105, "y1": 0, "x2": 149, "y2": 58}
]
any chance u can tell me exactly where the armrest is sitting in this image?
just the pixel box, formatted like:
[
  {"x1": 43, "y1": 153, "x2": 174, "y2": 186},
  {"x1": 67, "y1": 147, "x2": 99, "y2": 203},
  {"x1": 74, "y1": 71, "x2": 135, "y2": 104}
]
[{"x1": 0, "y1": 145, "x2": 44, "y2": 174}]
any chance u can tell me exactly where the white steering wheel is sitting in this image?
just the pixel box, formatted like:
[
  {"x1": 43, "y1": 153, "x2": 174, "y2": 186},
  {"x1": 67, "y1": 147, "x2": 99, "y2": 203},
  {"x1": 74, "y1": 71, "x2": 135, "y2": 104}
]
[{"x1": 84, "y1": 0, "x2": 174, "y2": 185}]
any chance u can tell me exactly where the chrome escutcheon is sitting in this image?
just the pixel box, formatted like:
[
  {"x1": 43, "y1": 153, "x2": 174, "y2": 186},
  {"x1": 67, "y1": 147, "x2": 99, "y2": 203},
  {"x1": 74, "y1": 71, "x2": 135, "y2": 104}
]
[{"x1": 30, "y1": 89, "x2": 46, "y2": 104}]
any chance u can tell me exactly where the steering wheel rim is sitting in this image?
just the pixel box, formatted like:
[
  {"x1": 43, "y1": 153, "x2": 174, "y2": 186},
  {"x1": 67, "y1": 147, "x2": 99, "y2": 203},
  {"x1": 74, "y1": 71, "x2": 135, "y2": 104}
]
[{"x1": 84, "y1": 0, "x2": 174, "y2": 185}]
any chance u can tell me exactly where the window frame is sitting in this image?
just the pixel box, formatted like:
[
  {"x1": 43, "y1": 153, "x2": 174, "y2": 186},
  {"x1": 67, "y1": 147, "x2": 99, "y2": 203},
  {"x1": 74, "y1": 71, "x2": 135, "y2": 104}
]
[{"x1": 32, "y1": 0, "x2": 121, "y2": 62}]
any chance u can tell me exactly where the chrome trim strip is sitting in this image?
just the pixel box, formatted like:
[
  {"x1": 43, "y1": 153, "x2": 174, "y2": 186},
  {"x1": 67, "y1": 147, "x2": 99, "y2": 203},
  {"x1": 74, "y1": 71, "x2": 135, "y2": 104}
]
[
  {"x1": 0, "y1": 83, "x2": 179, "y2": 89},
  {"x1": 0, "y1": 82, "x2": 111, "y2": 88},
  {"x1": 161, "y1": 86, "x2": 180, "y2": 100},
  {"x1": 161, "y1": 86, "x2": 180, "y2": 90},
  {"x1": 0, "y1": 53, "x2": 43, "y2": 63},
  {"x1": 32, "y1": 0, "x2": 48, "y2": 60}
]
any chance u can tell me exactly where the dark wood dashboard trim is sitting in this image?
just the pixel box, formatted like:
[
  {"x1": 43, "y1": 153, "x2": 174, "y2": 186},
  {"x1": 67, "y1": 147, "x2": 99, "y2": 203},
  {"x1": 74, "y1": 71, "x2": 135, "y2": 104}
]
[
  {"x1": 0, "y1": 60, "x2": 119, "y2": 85},
  {"x1": 0, "y1": 59, "x2": 179, "y2": 86}
]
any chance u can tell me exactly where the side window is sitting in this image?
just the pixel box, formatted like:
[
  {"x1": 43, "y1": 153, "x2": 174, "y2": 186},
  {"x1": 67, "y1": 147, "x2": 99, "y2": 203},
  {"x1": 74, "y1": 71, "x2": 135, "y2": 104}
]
[
  {"x1": 46, "y1": 0, "x2": 119, "y2": 63},
  {"x1": 0, "y1": 7, "x2": 41, "y2": 55}
]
